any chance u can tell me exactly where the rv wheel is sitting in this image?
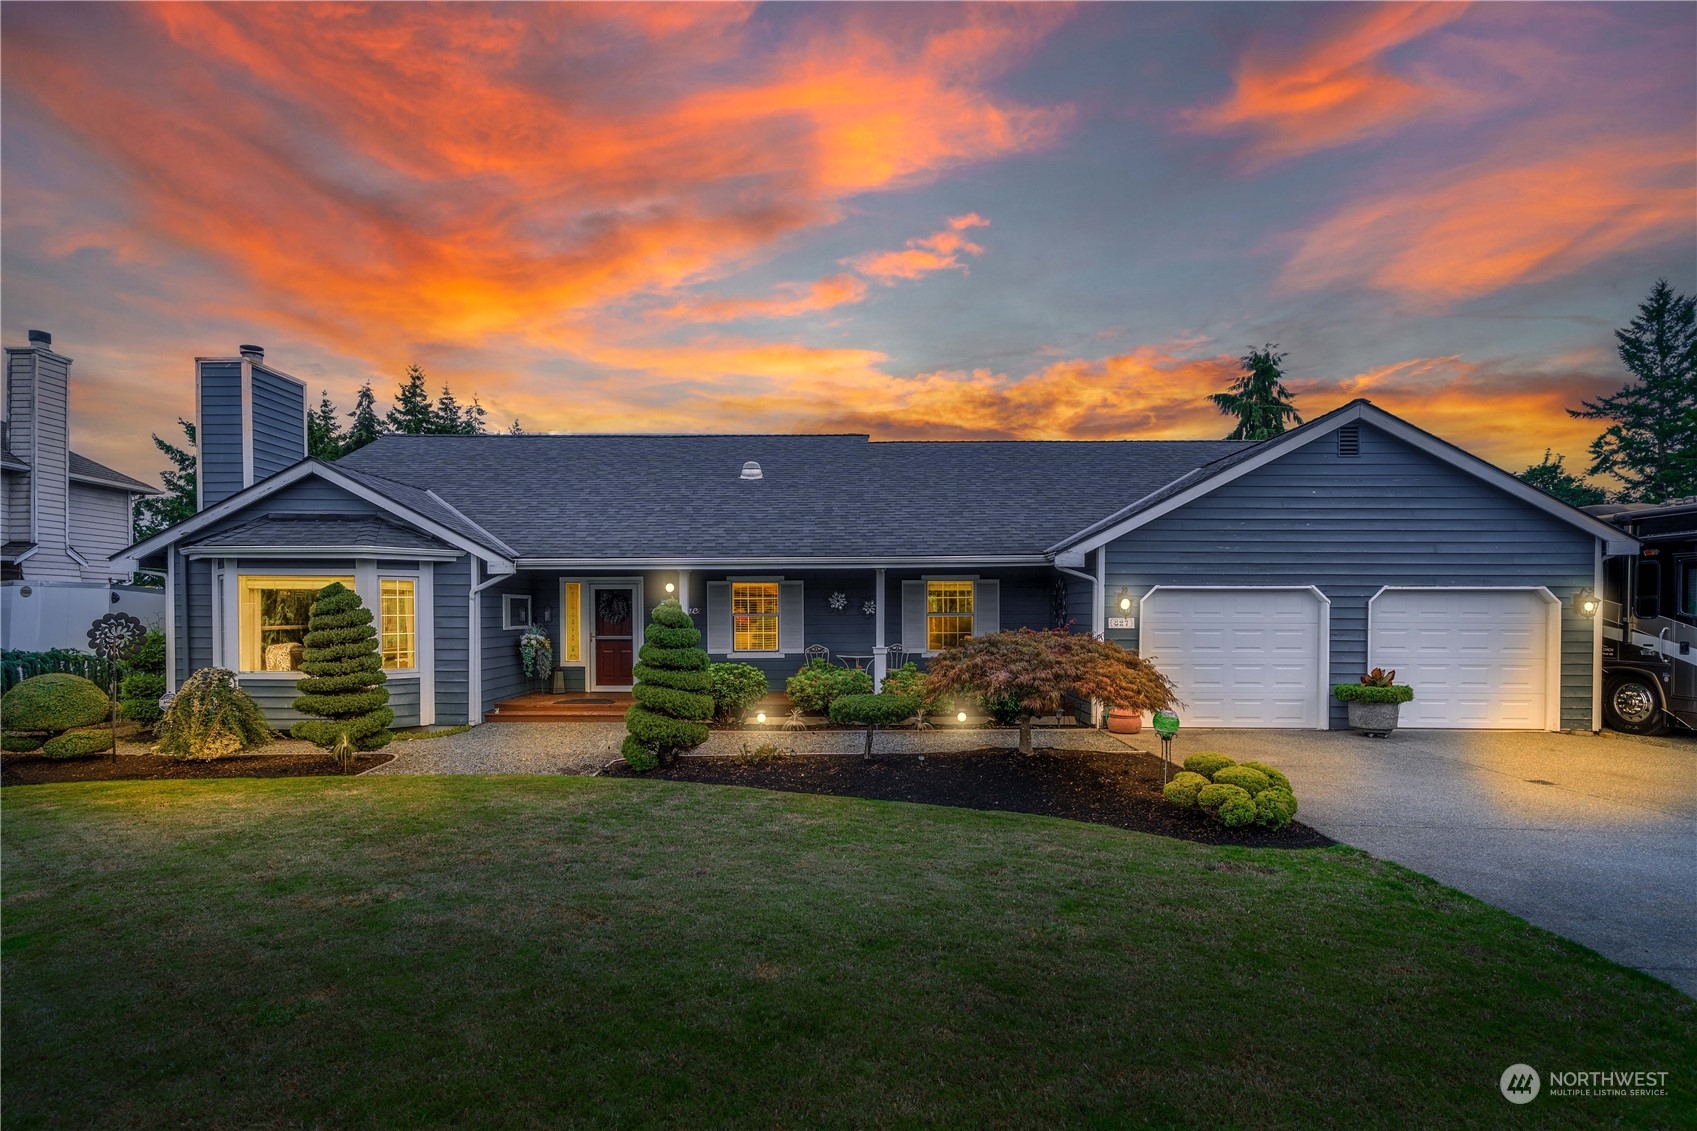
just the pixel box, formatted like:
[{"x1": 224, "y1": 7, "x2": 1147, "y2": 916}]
[{"x1": 1604, "y1": 675, "x2": 1667, "y2": 736}]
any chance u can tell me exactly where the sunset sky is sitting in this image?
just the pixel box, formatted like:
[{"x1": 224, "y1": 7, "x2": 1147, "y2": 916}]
[{"x1": 3, "y1": 2, "x2": 1693, "y2": 488}]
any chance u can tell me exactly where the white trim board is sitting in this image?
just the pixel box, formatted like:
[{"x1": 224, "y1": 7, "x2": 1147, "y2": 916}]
[
  {"x1": 1365, "y1": 585, "x2": 1561, "y2": 732},
  {"x1": 1051, "y1": 401, "x2": 1640, "y2": 557},
  {"x1": 1140, "y1": 584, "x2": 1332, "y2": 729}
]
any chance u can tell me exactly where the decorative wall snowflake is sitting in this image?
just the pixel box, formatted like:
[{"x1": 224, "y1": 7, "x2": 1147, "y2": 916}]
[
  {"x1": 863, "y1": 600, "x2": 878, "y2": 616},
  {"x1": 828, "y1": 590, "x2": 848, "y2": 611}
]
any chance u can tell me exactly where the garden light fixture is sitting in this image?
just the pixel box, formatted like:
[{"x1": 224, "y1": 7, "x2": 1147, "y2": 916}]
[
  {"x1": 957, "y1": 710, "x2": 968, "y2": 723},
  {"x1": 756, "y1": 711, "x2": 767, "y2": 724}
]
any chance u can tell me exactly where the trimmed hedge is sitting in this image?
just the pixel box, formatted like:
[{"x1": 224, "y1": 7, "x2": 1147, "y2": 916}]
[
  {"x1": 879, "y1": 663, "x2": 942, "y2": 710},
  {"x1": 1182, "y1": 752, "x2": 1235, "y2": 779},
  {"x1": 623, "y1": 601, "x2": 711, "y2": 771},
  {"x1": 1239, "y1": 760, "x2": 1292, "y2": 793},
  {"x1": 829, "y1": 692, "x2": 920, "y2": 762},
  {"x1": 43, "y1": 729, "x2": 115, "y2": 760},
  {"x1": 708, "y1": 663, "x2": 769, "y2": 723},
  {"x1": 1161, "y1": 771, "x2": 1210, "y2": 809},
  {"x1": 119, "y1": 672, "x2": 168, "y2": 725},
  {"x1": 1332, "y1": 683, "x2": 1414, "y2": 704},
  {"x1": 786, "y1": 662, "x2": 873, "y2": 716},
  {"x1": 1212, "y1": 764, "x2": 1273, "y2": 797},
  {"x1": 1, "y1": 674, "x2": 110, "y2": 733},
  {"x1": 2, "y1": 732, "x2": 45, "y2": 753},
  {"x1": 291, "y1": 583, "x2": 393, "y2": 751}
]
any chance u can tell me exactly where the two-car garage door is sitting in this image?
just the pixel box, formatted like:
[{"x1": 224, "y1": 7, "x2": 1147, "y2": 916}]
[{"x1": 1140, "y1": 586, "x2": 1554, "y2": 730}]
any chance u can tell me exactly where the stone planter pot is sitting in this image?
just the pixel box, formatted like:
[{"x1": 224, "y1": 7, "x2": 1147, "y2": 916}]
[
  {"x1": 1347, "y1": 701, "x2": 1401, "y2": 738},
  {"x1": 1105, "y1": 708, "x2": 1142, "y2": 734}
]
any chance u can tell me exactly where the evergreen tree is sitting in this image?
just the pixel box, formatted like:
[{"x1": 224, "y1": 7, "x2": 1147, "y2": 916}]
[
  {"x1": 290, "y1": 582, "x2": 393, "y2": 751},
  {"x1": 1209, "y1": 344, "x2": 1303, "y2": 441},
  {"x1": 508, "y1": 419, "x2": 525, "y2": 435},
  {"x1": 1517, "y1": 450, "x2": 1607, "y2": 507},
  {"x1": 132, "y1": 418, "x2": 196, "y2": 540},
  {"x1": 429, "y1": 385, "x2": 465, "y2": 434},
  {"x1": 1570, "y1": 279, "x2": 1697, "y2": 502},
  {"x1": 621, "y1": 599, "x2": 712, "y2": 771},
  {"x1": 462, "y1": 395, "x2": 488, "y2": 435},
  {"x1": 386, "y1": 365, "x2": 435, "y2": 434},
  {"x1": 307, "y1": 391, "x2": 344, "y2": 460},
  {"x1": 343, "y1": 382, "x2": 386, "y2": 454}
]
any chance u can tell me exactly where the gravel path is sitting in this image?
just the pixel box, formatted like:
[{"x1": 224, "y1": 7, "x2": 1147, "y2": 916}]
[{"x1": 364, "y1": 722, "x2": 1140, "y2": 776}]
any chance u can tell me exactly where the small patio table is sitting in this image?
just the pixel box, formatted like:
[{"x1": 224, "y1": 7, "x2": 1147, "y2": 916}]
[{"x1": 837, "y1": 654, "x2": 874, "y2": 671}]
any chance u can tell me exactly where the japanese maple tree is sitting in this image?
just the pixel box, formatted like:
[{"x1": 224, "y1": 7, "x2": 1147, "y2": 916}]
[{"x1": 926, "y1": 628, "x2": 1176, "y2": 755}]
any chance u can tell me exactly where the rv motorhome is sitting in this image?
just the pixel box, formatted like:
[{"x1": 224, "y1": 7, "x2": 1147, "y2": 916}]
[{"x1": 1591, "y1": 498, "x2": 1697, "y2": 735}]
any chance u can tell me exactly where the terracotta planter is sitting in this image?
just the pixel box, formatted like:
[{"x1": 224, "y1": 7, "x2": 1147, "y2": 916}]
[
  {"x1": 1106, "y1": 708, "x2": 1143, "y2": 734},
  {"x1": 1347, "y1": 701, "x2": 1401, "y2": 738}
]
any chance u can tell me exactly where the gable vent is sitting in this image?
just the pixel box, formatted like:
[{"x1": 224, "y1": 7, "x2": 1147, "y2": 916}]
[
  {"x1": 740, "y1": 460, "x2": 763, "y2": 480},
  {"x1": 1337, "y1": 424, "x2": 1361, "y2": 458}
]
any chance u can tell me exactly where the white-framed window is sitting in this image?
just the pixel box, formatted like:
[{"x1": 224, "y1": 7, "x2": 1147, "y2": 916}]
[
  {"x1": 926, "y1": 580, "x2": 975, "y2": 651},
  {"x1": 732, "y1": 581, "x2": 780, "y2": 653},
  {"x1": 237, "y1": 574, "x2": 353, "y2": 673},
  {"x1": 503, "y1": 593, "x2": 532, "y2": 630},
  {"x1": 380, "y1": 578, "x2": 417, "y2": 670}
]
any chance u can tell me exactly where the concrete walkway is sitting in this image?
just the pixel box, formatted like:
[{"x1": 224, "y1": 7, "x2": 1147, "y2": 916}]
[{"x1": 1119, "y1": 727, "x2": 1697, "y2": 997}]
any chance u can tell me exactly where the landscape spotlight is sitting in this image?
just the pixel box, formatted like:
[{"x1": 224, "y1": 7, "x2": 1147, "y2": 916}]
[
  {"x1": 756, "y1": 711, "x2": 767, "y2": 724},
  {"x1": 957, "y1": 710, "x2": 967, "y2": 723}
]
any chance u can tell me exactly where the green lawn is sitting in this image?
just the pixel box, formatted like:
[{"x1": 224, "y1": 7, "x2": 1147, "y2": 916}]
[{"x1": 3, "y1": 777, "x2": 1692, "y2": 1129}]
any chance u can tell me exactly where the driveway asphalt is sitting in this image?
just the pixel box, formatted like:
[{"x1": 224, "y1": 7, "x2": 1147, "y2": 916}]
[{"x1": 1139, "y1": 727, "x2": 1697, "y2": 997}]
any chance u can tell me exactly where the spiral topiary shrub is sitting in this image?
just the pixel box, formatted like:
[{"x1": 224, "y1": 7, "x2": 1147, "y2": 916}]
[
  {"x1": 1161, "y1": 771, "x2": 1211, "y2": 809},
  {"x1": 1255, "y1": 787, "x2": 1299, "y2": 830},
  {"x1": 1212, "y1": 764, "x2": 1273, "y2": 797},
  {"x1": 1238, "y1": 760, "x2": 1291, "y2": 794},
  {"x1": 155, "y1": 668, "x2": 273, "y2": 761},
  {"x1": 1182, "y1": 752, "x2": 1235, "y2": 779},
  {"x1": 1, "y1": 673, "x2": 110, "y2": 733},
  {"x1": 708, "y1": 662, "x2": 769, "y2": 723},
  {"x1": 290, "y1": 582, "x2": 394, "y2": 751},
  {"x1": 623, "y1": 600, "x2": 712, "y2": 771},
  {"x1": 42, "y1": 729, "x2": 115, "y2": 760}
]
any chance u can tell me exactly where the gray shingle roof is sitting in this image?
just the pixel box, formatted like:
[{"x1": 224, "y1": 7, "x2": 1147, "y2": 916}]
[
  {"x1": 68, "y1": 451, "x2": 159, "y2": 493},
  {"x1": 2, "y1": 540, "x2": 35, "y2": 560},
  {"x1": 184, "y1": 515, "x2": 452, "y2": 553},
  {"x1": 336, "y1": 434, "x2": 1253, "y2": 559}
]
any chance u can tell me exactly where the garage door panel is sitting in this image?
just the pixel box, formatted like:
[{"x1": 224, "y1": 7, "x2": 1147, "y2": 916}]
[
  {"x1": 1370, "y1": 589, "x2": 1550, "y2": 730},
  {"x1": 1142, "y1": 589, "x2": 1322, "y2": 729}
]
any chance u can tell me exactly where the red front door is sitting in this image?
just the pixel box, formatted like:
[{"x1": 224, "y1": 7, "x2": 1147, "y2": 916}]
[{"x1": 592, "y1": 586, "x2": 636, "y2": 688}]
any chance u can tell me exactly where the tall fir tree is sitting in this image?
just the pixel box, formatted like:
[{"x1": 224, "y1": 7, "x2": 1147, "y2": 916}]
[
  {"x1": 508, "y1": 418, "x2": 525, "y2": 435},
  {"x1": 1570, "y1": 279, "x2": 1697, "y2": 502},
  {"x1": 462, "y1": 395, "x2": 488, "y2": 435},
  {"x1": 386, "y1": 365, "x2": 436, "y2": 434},
  {"x1": 1209, "y1": 344, "x2": 1303, "y2": 441},
  {"x1": 343, "y1": 382, "x2": 386, "y2": 454},
  {"x1": 132, "y1": 419, "x2": 196, "y2": 540},
  {"x1": 1516, "y1": 449, "x2": 1607, "y2": 507},
  {"x1": 307, "y1": 391, "x2": 344, "y2": 460},
  {"x1": 430, "y1": 386, "x2": 465, "y2": 434},
  {"x1": 290, "y1": 582, "x2": 394, "y2": 751}
]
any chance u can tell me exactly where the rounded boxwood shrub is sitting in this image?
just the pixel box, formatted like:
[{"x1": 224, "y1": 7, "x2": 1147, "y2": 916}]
[
  {"x1": 119, "y1": 672, "x2": 168, "y2": 725},
  {"x1": 1, "y1": 673, "x2": 110, "y2": 733},
  {"x1": 623, "y1": 600, "x2": 711, "y2": 771},
  {"x1": 879, "y1": 663, "x2": 942, "y2": 710},
  {"x1": 1182, "y1": 752, "x2": 1235, "y2": 779},
  {"x1": 785, "y1": 662, "x2": 872, "y2": 716},
  {"x1": 1217, "y1": 789, "x2": 1258, "y2": 828},
  {"x1": 42, "y1": 729, "x2": 114, "y2": 760},
  {"x1": 156, "y1": 668, "x2": 273, "y2": 761},
  {"x1": 291, "y1": 583, "x2": 394, "y2": 751},
  {"x1": 1238, "y1": 760, "x2": 1291, "y2": 794},
  {"x1": 1212, "y1": 764, "x2": 1272, "y2": 796},
  {"x1": 708, "y1": 662, "x2": 768, "y2": 723},
  {"x1": 1161, "y1": 771, "x2": 1211, "y2": 809},
  {"x1": 1196, "y1": 781, "x2": 1250, "y2": 813},
  {"x1": 1255, "y1": 787, "x2": 1298, "y2": 830},
  {"x1": 828, "y1": 692, "x2": 919, "y2": 761},
  {"x1": 2, "y1": 732, "x2": 45, "y2": 753},
  {"x1": 1331, "y1": 683, "x2": 1414, "y2": 704}
]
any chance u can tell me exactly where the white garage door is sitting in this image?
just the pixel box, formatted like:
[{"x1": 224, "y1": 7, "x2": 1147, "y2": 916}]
[
  {"x1": 1369, "y1": 589, "x2": 1552, "y2": 729},
  {"x1": 1140, "y1": 588, "x2": 1323, "y2": 728}
]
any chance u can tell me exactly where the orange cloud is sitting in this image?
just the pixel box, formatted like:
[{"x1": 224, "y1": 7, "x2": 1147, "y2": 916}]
[
  {"x1": 846, "y1": 213, "x2": 991, "y2": 283},
  {"x1": 1182, "y1": 3, "x2": 1470, "y2": 164},
  {"x1": 658, "y1": 274, "x2": 869, "y2": 323},
  {"x1": 1281, "y1": 133, "x2": 1696, "y2": 303}
]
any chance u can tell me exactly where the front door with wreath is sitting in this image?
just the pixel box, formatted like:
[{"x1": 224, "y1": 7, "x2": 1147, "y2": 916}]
[{"x1": 591, "y1": 586, "x2": 636, "y2": 689}]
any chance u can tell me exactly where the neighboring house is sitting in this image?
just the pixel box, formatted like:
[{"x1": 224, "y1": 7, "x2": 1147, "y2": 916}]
[
  {"x1": 119, "y1": 345, "x2": 1637, "y2": 733},
  {"x1": 1, "y1": 331, "x2": 164, "y2": 651}
]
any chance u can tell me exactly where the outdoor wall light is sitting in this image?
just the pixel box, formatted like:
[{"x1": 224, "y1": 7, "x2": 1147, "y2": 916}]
[
  {"x1": 665, "y1": 582, "x2": 675, "y2": 594},
  {"x1": 1576, "y1": 589, "x2": 1600, "y2": 618},
  {"x1": 1113, "y1": 587, "x2": 1134, "y2": 613}
]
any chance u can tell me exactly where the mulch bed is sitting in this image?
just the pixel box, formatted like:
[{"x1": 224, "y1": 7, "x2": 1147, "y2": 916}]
[
  {"x1": 607, "y1": 746, "x2": 1334, "y2": 849},
  {"x1": 2, "y1": 750, "x2": 394, "y2": 786}
]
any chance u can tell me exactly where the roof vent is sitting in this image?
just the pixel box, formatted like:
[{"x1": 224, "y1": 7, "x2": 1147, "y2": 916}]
[
  {"x1": 239, "y1": 344, "x2": 265, "y2": 361},
  {"x1": 1337, "y1": 424, "x2": 1360, "y2": 458},
  {"x1": 26, "y1": 329, "x2": 51, "y2": 347},
  {"x1": 740, "y1": 460, "x2": 764, "y2": 481}
]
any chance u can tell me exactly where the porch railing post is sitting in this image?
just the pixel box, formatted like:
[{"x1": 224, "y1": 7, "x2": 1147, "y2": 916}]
[{"x1": 873, "y1": 567, "x2": 887, "y2": 689}]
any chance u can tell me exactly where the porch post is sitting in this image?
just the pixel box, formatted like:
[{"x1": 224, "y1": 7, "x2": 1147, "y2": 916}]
[
  {"x1": 873, "y1": 567, "x2": 887, "y2": 688},
  {"x1": 678, "y1": 569, "x2": 691, "y2": 614}
]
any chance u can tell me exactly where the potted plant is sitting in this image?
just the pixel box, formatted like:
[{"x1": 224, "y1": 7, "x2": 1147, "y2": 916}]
[
  {"x1": 1332, "y1": 668, "x2": 1414, "y2": 737},
  {"x1": 1106, "y1": 707, "x2": 1143, "y2": 734}
]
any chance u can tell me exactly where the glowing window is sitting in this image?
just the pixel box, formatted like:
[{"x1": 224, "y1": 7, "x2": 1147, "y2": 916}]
[
  {"x1": 237, "y1": 575, "x2": 352, "y2": 672},
  {"x1": 380, "y1": 579, "x2": 417, "y2": 670},
  {"x1": 732, "y1": 582, "x2": 780, "y2": 652},
  {"x1": 927, "y1": 580, "x2": 975, "y2": 651}
]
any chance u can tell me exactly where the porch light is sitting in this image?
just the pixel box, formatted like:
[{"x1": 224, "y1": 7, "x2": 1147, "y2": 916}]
[
  {"x1": 665, "y1": 582, "x2": 675, "y2": 594},
  {"x1": 1576, "y1": 589, "x2": 1600, "y2": 618},
  {"x1": 1115, "y1": 587, "x2": 1134, "y2": 613}
]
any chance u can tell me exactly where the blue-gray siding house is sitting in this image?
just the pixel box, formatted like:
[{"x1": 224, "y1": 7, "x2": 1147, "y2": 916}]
[{"x1": 120, "y1": 348, "x2": 1637, "y2": 733}]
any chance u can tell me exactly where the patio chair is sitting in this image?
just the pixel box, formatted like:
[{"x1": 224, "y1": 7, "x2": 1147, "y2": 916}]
[
  {"x1": 882, "y1": 644, "x2": 907, "y2": 676},
  {"x1": 804, "y1": 643, "x2": 832, "y2": 667}
]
